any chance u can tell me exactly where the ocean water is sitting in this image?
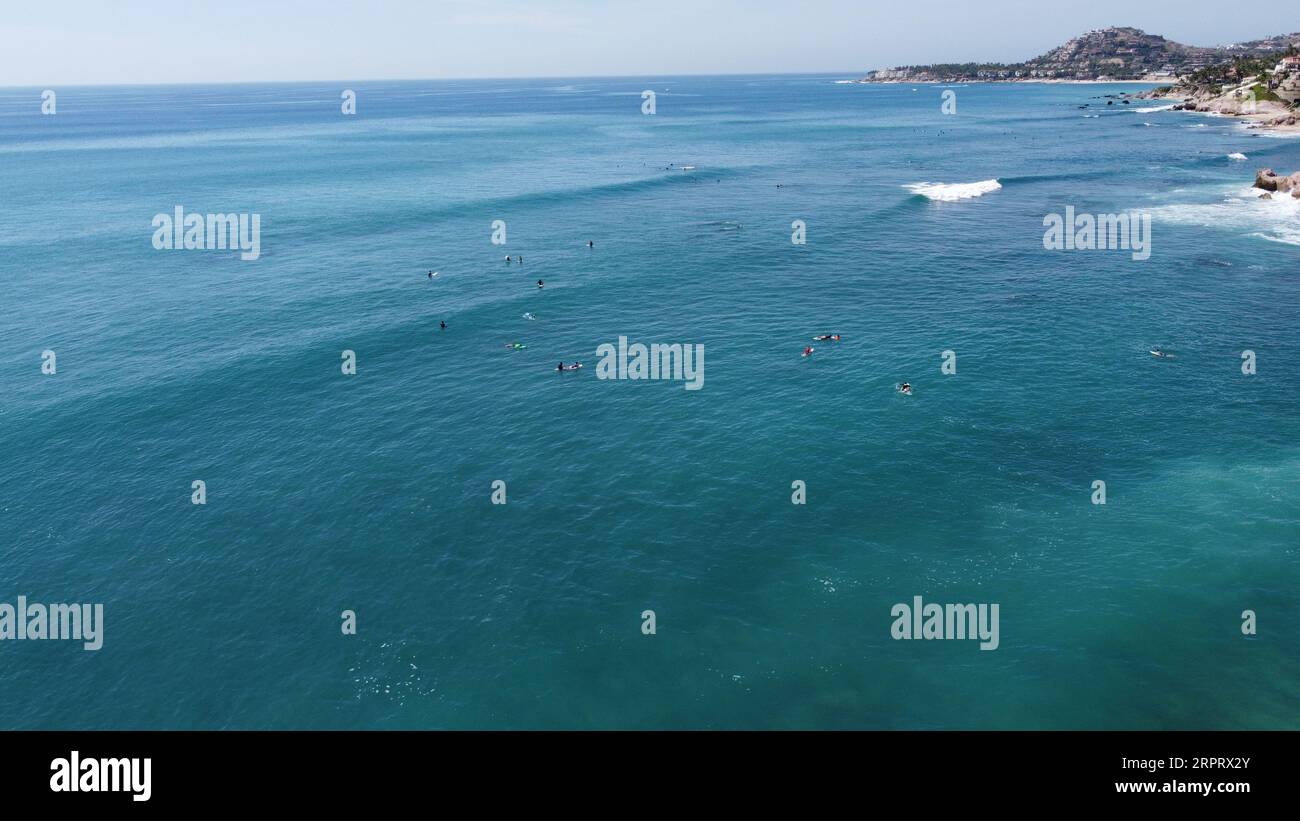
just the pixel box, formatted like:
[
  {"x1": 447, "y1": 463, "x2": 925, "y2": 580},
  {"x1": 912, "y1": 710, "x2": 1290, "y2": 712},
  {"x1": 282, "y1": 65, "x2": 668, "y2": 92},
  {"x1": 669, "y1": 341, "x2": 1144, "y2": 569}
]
[{"x1": 1, "y1": 76, "x2": 1297, "y2": 729}]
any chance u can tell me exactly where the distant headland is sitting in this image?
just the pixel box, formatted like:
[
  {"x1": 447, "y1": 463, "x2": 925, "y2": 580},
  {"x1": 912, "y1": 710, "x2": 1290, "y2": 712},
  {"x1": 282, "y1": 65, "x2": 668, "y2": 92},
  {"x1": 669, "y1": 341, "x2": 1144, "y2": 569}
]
[
  {"x1": 856, "y1": 26, "x2": 1300, "y2": 86},
  {"x1": 852, "y1": 26, "x2": 1300, "y2": 133}
]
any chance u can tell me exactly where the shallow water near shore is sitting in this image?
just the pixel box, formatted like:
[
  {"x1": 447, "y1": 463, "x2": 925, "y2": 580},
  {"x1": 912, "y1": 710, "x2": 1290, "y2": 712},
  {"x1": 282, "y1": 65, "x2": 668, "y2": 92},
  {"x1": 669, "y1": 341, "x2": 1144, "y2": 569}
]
[{"x1": 1, "y1": 76, "x2": 1297, "y2": 729}]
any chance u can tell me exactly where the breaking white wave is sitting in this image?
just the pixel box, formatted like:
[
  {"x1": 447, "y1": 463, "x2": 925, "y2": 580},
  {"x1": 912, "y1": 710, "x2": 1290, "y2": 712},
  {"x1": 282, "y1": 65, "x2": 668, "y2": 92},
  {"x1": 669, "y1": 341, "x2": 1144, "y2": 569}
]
[
  {"x1": 1134, "y1": 104, "x2": 1176, "y2": 113},
  {"x1": 1249, "y1": 126, "x2": 1300, "y2": 139},
  {"x1": 904, "y1": 179, "x2": 1002, "y2": 201},
  {"x1": 1228, "y1": 152, "x2": 1248, "y2": 160},
  {"x1": 1148, "y1": 186, "x2": 1300, "y2": 246}
]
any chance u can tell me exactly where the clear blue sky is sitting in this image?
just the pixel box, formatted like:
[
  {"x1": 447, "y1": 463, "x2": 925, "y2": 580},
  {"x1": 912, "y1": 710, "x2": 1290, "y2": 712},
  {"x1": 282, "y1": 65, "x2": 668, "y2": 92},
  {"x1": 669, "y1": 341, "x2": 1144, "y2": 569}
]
[{"x1": 6, "y1": 0, "x2": 1296, "y2": 85}]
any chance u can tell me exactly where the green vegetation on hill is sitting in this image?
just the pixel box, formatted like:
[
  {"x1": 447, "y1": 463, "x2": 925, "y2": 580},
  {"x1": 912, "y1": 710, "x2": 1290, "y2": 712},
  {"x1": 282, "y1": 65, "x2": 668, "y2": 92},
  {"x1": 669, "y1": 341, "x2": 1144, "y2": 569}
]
[
  {"x1": 1187, "y1": 55, "x2": 1278, "y2": 87},
  {"x1": 1251, "y1": 83, "x2": 1283, "y2": 102}
]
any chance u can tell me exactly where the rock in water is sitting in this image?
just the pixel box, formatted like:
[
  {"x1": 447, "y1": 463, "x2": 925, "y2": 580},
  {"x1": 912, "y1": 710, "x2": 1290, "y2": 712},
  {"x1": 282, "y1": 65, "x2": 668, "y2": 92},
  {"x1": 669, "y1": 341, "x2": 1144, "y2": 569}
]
[{"x1": 1255, "y1": 168, "x2": 1280, "y2": 191}]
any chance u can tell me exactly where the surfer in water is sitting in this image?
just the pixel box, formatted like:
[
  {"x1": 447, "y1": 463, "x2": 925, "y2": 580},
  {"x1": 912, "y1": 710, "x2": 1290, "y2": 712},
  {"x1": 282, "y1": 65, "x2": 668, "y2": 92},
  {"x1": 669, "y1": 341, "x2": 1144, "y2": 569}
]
[
  {"x1": 588, "y1": 240, "x2": 594, "y2": 248},
  {"x1": 803, "y1": 346, "x2": 814, "y2": 357},
  {"x1": 537, "y1": 280, "x2": 544, "y2": 289},
  {"x1": 440, "y1": 321, "x2": 446, "y2": 331},
  {"x1": 814, "y1": 334, "x2": 842, "y2": 343},
  {"x1": 900, "y1": 383, "x2": 913, "y2": 395}
]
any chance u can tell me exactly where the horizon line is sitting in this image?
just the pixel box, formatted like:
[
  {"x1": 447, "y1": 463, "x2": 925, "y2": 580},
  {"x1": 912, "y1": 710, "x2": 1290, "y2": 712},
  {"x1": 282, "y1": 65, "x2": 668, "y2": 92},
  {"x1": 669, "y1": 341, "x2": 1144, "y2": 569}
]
[
  {"x1": 0, "y1": 71, "x2": 1178, "y2": 92},
  {"x1": 0, "y1": 70, "x2": 876, "y2": 92}
]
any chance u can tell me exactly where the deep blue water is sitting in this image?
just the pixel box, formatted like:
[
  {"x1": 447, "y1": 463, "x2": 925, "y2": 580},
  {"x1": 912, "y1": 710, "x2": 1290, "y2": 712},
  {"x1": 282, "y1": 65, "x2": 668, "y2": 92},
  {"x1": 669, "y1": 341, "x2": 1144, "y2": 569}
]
[{"x1": 1, "y1": 76, "x2": 1297, "y2": 729}]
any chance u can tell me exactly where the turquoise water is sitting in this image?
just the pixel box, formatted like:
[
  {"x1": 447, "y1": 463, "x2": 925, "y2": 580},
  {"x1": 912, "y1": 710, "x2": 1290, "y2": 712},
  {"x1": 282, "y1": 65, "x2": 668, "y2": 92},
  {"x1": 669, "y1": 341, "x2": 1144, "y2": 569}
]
[{"x1": 1, "y1": 76, "x2": 1298, "y2": 729}]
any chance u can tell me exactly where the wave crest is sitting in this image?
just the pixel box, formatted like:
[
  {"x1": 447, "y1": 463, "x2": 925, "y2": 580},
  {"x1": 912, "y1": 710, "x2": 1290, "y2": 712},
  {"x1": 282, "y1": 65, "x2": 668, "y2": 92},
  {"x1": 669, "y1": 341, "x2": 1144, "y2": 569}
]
[{"x1": 904, "y1": 179, "x2": 1002, "y2": 201}]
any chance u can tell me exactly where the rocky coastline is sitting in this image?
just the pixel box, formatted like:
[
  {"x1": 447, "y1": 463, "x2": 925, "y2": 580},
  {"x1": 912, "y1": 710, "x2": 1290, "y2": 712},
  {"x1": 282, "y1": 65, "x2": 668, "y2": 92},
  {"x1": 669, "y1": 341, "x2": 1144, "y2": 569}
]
[
  {"x1": 1142, "y1": 86, "x2": 1300, "y2": 134},
  {"x1": 1253, "y1": 169, "x2": 1300, "y2": 199}
]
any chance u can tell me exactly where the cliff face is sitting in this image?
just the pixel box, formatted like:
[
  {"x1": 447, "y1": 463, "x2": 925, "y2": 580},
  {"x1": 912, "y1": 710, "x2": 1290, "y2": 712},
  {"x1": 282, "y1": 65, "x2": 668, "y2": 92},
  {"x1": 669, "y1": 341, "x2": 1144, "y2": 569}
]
[
  {"x1": 865, "y1": 27, "x2": 1300, "y2": 83},
  {"x1": 1276, "y1": 73, "x2": 1300, "y2": 103}
]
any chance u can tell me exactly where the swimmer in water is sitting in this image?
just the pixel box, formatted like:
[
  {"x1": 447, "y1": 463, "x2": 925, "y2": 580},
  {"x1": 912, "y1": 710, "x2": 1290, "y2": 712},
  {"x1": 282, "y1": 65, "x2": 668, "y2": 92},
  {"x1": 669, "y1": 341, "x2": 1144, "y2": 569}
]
[
  {"x1": 428, "y1": 271, "x2": 433, "y2": 279},
  {"x1": 803, "y1": 346, "x2": 814, "y2": 357},
  {"x1": 537, "y1": 280, "x2": 544, "y2": 289},
  {"x1": 900, "y1": 383, "x2": 912, "y2": 395},
  {"x1": 588, "y1": 240, "x2": 594, "y2": 248},
  {"x1": 814, "y1": 334, "x2": 842, "y2": 343},
  {"x1": 440, "y1": 321, "x2": 446, "y2": 331}
]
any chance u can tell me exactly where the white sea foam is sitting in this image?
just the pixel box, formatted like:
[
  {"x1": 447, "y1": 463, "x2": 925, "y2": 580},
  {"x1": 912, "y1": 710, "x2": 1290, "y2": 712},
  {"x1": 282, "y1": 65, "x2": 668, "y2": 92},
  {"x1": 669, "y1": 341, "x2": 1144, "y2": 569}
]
[
  {"x1": 1228, "y1": 152, "x2": 1248, "y2": 160},
  {"x1": 904, "y1": 179, "x2": 1002, "y2": 201},
  {"x1": 1148, "y1": 186, "x2": 1300, "y2": 246},
  {"x1": 1249, "y1": 126, "x2": 1300, "y2": 139},
  {"x1": 1134, "y1": 104, "x2": 1176, "y2": 113}
]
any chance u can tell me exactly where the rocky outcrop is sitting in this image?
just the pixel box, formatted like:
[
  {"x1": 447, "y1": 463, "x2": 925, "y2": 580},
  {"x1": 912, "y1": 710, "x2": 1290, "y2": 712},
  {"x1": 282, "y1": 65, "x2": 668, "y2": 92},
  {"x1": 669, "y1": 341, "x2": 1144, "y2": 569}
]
[
  {"x1": 1150, "y1": 83, "x2": 1300, "y2": 133},
  {"x1": 1254, "y1": 168, "x2": 1300, "y2": 194},
  {"x1": 1276, "y1": 74, "x2": 1300, "y2": 104}
]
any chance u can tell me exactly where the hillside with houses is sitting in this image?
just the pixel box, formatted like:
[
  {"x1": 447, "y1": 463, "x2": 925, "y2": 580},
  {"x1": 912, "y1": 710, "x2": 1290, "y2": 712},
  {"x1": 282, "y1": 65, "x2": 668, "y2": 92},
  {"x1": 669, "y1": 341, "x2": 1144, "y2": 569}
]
[
  {"x1": 1143, "y1": 51, "x2": 1300, "y2": 131},
  {"x1": 861, "y1": 27, "x2": 1300, "y2": 84}
]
